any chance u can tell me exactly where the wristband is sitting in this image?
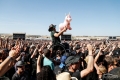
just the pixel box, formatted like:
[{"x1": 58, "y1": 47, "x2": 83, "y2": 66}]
[
  {"x1": 7, "y1": 56, "x2": 14, "y2": 61},
  {"x1": 88, "y1": 55, "x2": 93, "y2": 56}
]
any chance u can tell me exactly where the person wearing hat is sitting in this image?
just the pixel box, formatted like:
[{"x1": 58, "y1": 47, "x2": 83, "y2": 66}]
[
  {"x1": 48, "y1": 24, "x2": 67, "y2": 45},
  {"x1": 65, "y1": 56, "x2": 81, "y2": 79},
  {"x1": 65, "y1": 44, "x2": 94, "y2": 80},
  {"x1": 12, "y1": 61, "x2": 29, "y2": 80}
]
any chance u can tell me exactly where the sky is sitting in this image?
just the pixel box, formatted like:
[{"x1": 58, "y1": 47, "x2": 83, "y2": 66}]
[{"x1": 0, "y1": 0, "x2": 120, "y2": 36}]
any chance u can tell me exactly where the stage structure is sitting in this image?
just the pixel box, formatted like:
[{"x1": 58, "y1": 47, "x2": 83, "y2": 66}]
[
  {"x1": 13, "y1": 33, "x2": 26, "y2": 40},
  {"x1": 108, "y1": 36, "x2": 117, "y2": 41},
  {"x1": 61, "y1": 34, "x2": 71, "y2": 41}
]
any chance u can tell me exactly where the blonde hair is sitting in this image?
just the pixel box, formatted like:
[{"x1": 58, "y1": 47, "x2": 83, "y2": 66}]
[
  {"x1": 84, "y1": 56, "x2": 89, "y2": 64},
  {"x1": 98, "y1": 65, "x2": 107, "y2": 74}
]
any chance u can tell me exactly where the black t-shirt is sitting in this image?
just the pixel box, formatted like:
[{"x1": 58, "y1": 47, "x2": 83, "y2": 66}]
[
  {"x1": 51, "y1": 31, "x2": 61, "y2": 45},
  {"x1": 84, "y1": 68, "x2": 98, "y2": 80},
  {"x1": 30, "y1": 58, "x2": 37, "y2": 77},
  {"x1": 37, "y1": 72, "x2": 56, "y2": 80},
  {"x1": 12, "y1": 71, "x2": 29, "y2": 80},
  {"x1": 5, "y1": 67, "x2": 15, "y2": 80},
  {"x1": 68, "y1": 71, "x2": 81, "y2": 80}
]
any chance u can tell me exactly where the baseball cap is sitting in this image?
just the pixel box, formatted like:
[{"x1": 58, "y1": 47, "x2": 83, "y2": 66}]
[
  {"x1": 16, "y1": 61, "x2": 25, "y2": 67},
  {"x1": 65, "y1": 56, "x2": 80, "y2": 67}
]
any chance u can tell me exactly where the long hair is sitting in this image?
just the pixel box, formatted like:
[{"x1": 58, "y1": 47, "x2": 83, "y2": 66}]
[{"x1": 37, "y1": 66, "x2": 56, "y2": 80}]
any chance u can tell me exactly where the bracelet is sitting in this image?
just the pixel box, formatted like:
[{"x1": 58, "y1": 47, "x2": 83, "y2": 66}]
[
  {"x1": 8, "y1": 56, "x2": 17, "y2": 62},
  {"x1": 7, "y1": 56, "x2": 14, "y2": 61},
  {"x1": 88, "y1": 55, "x2": 93, "y2": 56}
]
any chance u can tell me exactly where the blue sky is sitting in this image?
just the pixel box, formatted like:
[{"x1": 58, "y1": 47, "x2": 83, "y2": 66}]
[{"x1": 0, "y1": 0, "x2": 120, "y2": 36}]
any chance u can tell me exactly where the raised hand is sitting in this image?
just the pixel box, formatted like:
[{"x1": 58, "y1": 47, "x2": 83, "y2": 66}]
[
  {"x1": 9, "y1": 45, "x2": 21, "y2": 59},
  {"x1": 87, "y1": 44, "x2": 93, "y2": 51},
  {"x1": 112, "y1": 45, "x2": 116, "y2": 51},
  {"x1": 39, "y1": 44, "x2": 46, "y2": 54},
  {"x1": 87, "y1": 44, "x2": 93, "y2": 55},
  {"x1": 62, "y1": 27, "x2": 67, "y2": 32}
]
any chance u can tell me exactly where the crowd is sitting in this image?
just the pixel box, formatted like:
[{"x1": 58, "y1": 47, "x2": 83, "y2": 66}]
[
  {"x1": 0, "y1": 24, "x2": 120, "y2": 80},
  {"x1": 0, "y1": 37, "x2": 120, "y2": 80}
]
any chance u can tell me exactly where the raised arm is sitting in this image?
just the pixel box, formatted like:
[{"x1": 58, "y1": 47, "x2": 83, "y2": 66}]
[
  {"x1": 37, "y1": 54, "x2": 43, "y2": 73},
  {"x1": 0, "y1": 45, "x2": 20, "y2": 76},
  {"x1": 54, "y1": 27, "x2": 67, "y2": 37},
  {"x1": 81, "y1": 44, "x2": 94, "y2": 78},
  {"x1": 31, "y1": 45, "x2": 39, "y2": 59},
  {"x1": 108, "y1": 45, "x2": 116, "y2": 56},
  {"x1": 94, "y1": 47, "x2": 103, "y2": 70}
]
